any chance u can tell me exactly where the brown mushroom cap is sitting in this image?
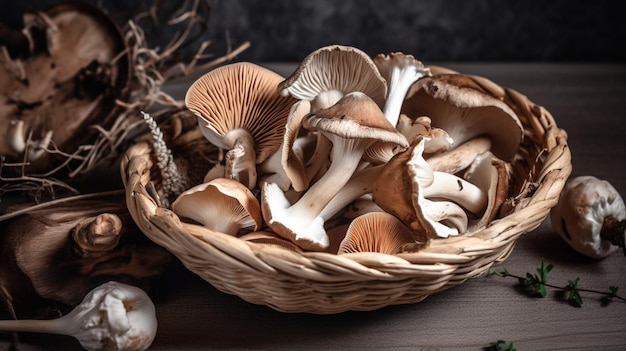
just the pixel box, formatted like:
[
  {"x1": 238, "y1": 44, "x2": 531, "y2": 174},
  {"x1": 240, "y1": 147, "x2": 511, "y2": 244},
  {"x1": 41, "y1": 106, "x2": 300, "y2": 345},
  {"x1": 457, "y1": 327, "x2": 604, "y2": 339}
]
[
  {"x1": 278, "y1": 45, "x2": 388, "y2": 109},
  {"x1": 172, "y1": 177, "x2": 262, "y2": 236},
  {"x1": 0, "y1": 2, "x2": 130, "y2": 172},
  {"x1": 185, "y1": 62, "x2": 296, "y2": 164},
  {"x1": 303, "y1": 92, "x2": 408, "y2": 149},
  {"x1": 402, "y1": 74, "x2": 523, "y2": 162},
  {"x1": 337, "y1": 212, "x2": 421, "y2": 254}
]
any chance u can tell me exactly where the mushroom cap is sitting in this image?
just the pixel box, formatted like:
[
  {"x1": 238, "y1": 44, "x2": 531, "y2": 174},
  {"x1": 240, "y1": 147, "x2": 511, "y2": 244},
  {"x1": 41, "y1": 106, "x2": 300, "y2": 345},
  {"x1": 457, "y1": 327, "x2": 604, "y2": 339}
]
[
  {"x1": 171, "y1": 177, "x2": 262, "y2": 235},
  {"x1": 0, "y1": 2, "x2": 130, "y2": 171},
  {"x1": 402, "y1": 74, "x2": 523, "y2": 162},
  {"x1": 337, "y1": 212, "x2": 421, "y2": 254},
  {"x1": 185, "y1": 62, "x2": 296, "y2": 163},
  {"x1": 278, "y1": 45, "x2": 388, "y2": 109},
  {"x1": 303, "y1": 92, "x2": 408, "y2": 150}
]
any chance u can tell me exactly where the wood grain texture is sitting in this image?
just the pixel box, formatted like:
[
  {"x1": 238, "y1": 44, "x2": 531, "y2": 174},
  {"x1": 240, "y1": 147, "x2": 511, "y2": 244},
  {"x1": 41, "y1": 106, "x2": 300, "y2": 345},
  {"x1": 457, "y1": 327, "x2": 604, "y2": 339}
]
[{"x1": 1, "y1": 63, "x2": 625, "y2": 350}]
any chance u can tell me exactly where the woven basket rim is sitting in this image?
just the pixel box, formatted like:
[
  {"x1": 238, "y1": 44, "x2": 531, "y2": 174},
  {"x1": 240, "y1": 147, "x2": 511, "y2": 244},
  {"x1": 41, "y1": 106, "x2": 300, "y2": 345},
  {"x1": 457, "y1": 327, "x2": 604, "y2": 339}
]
[{"x1": 121, "y1": 69, "x2": 572, "y2": 314}]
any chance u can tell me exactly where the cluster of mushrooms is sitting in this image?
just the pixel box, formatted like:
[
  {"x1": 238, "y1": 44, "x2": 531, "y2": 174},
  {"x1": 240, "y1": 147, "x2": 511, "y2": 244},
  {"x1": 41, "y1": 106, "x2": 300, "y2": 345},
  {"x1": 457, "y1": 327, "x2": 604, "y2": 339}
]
[{"x1": 173, "y1": 44, "x2": 524, "y2": 254}]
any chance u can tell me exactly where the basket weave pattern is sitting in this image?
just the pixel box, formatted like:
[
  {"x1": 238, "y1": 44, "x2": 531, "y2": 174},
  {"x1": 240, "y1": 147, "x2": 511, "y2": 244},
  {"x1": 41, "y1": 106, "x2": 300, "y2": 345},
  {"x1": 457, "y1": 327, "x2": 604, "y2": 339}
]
[{"x1": 121, "y1": 72, "x2": 572, "y2": 314}]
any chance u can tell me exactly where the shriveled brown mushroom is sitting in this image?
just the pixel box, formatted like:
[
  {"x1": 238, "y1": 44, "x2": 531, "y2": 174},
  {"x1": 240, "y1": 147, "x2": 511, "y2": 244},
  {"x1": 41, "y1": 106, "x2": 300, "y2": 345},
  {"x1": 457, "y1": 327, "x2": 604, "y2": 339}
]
[
  {"x1": 0, "y1": 2, "x2": 130, "y2": 173},
  {"x1": 185, "y1": 62, "x2": 296, "y2": 190},
  {"x1": 0, "y1": 197, "x2": 171, "y2": 314}
]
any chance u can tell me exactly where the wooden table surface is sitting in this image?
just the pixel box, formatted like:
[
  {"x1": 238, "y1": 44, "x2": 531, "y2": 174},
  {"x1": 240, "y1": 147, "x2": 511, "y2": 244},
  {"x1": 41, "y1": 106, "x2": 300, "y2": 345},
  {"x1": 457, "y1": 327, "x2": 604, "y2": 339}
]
[{"x1": 2, "y1": 63, "x2": 625, "y2": 350}]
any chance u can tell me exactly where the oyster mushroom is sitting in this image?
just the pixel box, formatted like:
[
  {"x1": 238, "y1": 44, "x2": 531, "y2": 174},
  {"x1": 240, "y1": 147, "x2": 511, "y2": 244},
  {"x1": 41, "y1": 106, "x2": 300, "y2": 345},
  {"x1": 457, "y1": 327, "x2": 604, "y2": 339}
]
[
  {"x1": 0, "y1": 2, "x2": 130, "y2": 173},
  {"x1": 373, "y1": 137, "x2": 483, "y2": 239},
  {"x1": 0, "y1": 281, "x2": 157, "y2": 351},
  {"x1": 373, "y1": 52, "x2": 431, "y2": 127},
  {"x1": 338, "y1": 212, "x2": 421, "y2": 254},
  {"x1": 402, "y1": 73, "x2": 523, "y2": 162},
  {"x1": 257, "y1": 100, "x2": 311, "y2": 192},
  {"x1": 171, "y1": 177, "x2": 262, "y2": 236},
  {"x1": 261, "y1": 92, "x2": 408, "y2": 251},
  {"x1": 550, "y1": 176, "x2": 626, "y2": 259},
  {"x1": 185, "y1": 62, "x2": 296, "y2": 190},
  {"x1": 278, "y1": 44, "x2": 388, "y2": 183},
  {"x1": 463, "y1": 151, "x2": 510, "y2": 230}
]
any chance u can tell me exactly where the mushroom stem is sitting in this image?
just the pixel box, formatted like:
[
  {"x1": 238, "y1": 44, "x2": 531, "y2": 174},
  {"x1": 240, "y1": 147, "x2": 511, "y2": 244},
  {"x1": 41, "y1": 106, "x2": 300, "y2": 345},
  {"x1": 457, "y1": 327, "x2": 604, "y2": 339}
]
[
  {"x1": 7, "y1": 119, "x2": 26, "y2": 154},
  {"x1": 374, "y1": 53, "x2": 430, "y2": 127},
  {"x1": 286, "y1": 139, "x2": 368, "y2": 220},
  {"x1": 223, "y1": 129, "x2": 257, "y2": 190},
  {"x1": 600, "y1": 216, "x2": 626, "y2": 255},
  {"x1": 319, "y1": 164, "x2": 383, "y2": 221},
  {"x1": 422, "y1": 171, "x2": 488, "y2": 216}
]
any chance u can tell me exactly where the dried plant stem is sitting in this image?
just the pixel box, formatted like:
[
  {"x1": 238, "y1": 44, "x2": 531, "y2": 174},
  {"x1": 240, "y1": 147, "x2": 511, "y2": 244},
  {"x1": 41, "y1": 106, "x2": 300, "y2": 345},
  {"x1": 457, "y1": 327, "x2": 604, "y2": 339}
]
[{"x1": 0, "y1": 189, "x2": 125, "y2": 223}]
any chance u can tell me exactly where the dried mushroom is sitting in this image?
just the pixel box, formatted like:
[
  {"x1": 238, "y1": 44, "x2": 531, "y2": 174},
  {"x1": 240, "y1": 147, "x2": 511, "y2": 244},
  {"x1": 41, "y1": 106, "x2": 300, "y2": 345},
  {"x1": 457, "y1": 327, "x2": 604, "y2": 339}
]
[
  {"x1": 0, "y1": 197, "x2": 171, "y2": 314},
  {"x1": 0, "y1": 2, "x2": 130, "y2": 173}
]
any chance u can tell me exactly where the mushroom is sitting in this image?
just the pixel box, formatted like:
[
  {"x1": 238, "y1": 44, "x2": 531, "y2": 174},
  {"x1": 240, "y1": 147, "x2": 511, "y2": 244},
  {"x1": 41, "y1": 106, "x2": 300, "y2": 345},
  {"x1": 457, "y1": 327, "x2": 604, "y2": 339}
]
[
  {"x1": 426, "y1": 136, "x2": 492, "y2": 174},
  {"x1": 257, "y1": 100, "x2": 311, "y2": 192},
  {"x1": 373, "y1": 52, "x2": 431, "y2": 127},
  {"x1": 261, "y1": 92, "x2": 408, "y2": 251},
  {"x1": 277, "y1": 44, "x2": 388, "y2": 183},
  {"x1": 463, "y1": 151, "x2": 510, "y2": 230},
  {"x1": 171, "y1": 177, "x2": 262, "y2": 236},
  {"x1": 402, "y1": 73, "x2": 523, "y2": 162},
  {"x1": 337, "y1": 212, "x2": 423, "y2": 254},
  {"x1": 71, "y1": 213, "x2": 123, "y2": 258},
  {"x1": 0, "y1": 2, "x2": 130, "y2": 173},
  {"x1": 0, "y1": 281, "x2": 157, "y2": 351},
  {"x1": 373, "y1": 137, "x2": 483, "y2": 239},
  {"x1": 0, "y1": 197, "x2": 171, "y2": 309},
  {"x1": 550, "y1": 176, "x2": 626, "y2": 259},
  {"x1": 185, "y1": 62, "x2": 296, "y2": 189}
]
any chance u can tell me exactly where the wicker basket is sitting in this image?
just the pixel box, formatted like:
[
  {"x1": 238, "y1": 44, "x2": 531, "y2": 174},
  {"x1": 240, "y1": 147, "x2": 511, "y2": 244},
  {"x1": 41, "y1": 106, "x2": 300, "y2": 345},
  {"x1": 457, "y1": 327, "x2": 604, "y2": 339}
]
[{"x1": 121, "y1": 69, "x2": 572, "y2": 314}]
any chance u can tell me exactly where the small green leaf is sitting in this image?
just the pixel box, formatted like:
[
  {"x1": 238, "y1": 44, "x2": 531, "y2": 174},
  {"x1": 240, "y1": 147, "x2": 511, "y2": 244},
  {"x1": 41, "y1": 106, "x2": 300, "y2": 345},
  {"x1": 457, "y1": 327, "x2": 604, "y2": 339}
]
[
  {"x1": 565, "y1": 278, "x2": 583, "y2": 307},
  {"x1": 492, "y1": 339, "x2": 516, "y2": 351},
  {"x1": 608, "y1": 286, "x2": 619, "y2": 298}
]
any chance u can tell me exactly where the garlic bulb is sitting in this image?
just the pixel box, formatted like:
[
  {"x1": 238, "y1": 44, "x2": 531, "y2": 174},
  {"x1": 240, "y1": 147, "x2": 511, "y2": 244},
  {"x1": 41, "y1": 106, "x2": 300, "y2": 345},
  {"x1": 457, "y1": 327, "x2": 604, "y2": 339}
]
[{"x1": 550, "y1": 176, "x2": 626, "y2": 259}]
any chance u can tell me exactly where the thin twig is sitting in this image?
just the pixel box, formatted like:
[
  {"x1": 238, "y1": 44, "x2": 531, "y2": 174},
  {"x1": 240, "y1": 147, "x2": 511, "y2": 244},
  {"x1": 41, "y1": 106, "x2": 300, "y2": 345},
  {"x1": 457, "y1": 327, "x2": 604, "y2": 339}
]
[{"x1": 0, "y1": 189, "x2": 125, "y2": 223}]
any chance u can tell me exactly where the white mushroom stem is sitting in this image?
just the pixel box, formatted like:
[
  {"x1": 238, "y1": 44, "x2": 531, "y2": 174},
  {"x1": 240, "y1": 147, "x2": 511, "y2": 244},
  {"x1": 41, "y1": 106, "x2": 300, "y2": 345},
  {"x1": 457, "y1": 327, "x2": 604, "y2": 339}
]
[
  {"x1": 319, "y1": 164, "x2": 383, "y2": 221},
  {"x1": 27, "y1": 130, "x2": 53, "y2": 161},
  {"x1": 422, "y1": 171, "x2": 488, "y2": 216},
  {"x1": 0, "y1": 281, "x2": 157, "y2": 351},
  {"x1": 419, "y1": 199, "x2": 468, "y2": 234},
  {"x1": 263, "y1": 137, "x2": 375, "y2": 250},
  {"x1": 222, "y1": 129, "x2": 257, "y2": 190},
  {"x1": 374, "y1": 53, "x2": 430, "y2": 127},
  {"x1": 426, "y1": 136, "x2": 492, "y2": 173},
  {"x1": 7, "y1": 119, "x2": 26, "y2": 154}
]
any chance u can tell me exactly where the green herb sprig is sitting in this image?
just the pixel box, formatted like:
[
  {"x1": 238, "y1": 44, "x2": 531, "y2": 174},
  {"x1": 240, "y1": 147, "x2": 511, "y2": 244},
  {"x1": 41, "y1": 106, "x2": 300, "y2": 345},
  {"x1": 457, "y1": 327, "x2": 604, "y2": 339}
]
[{"x1": 489, "y1": 261, "x2": 625, "y2": 307}]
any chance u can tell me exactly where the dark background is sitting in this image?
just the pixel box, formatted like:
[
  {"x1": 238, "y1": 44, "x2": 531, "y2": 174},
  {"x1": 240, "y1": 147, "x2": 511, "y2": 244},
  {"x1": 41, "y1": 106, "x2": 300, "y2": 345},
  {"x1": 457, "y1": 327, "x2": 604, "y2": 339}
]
[{"x1": 1, "y1": 0, "x2": 624, "y2": 63}]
